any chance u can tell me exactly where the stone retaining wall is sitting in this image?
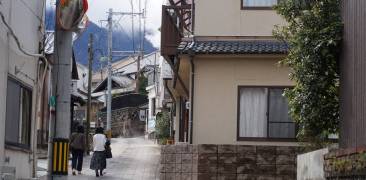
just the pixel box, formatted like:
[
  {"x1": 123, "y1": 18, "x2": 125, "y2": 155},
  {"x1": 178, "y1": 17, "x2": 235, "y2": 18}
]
[
  {"x1": 324, "y1": 148, "x2": 366, "y2": 180},
  {"x1": 160, "y1": 144, "x2": 302, "y2": 180},
  {"x1": 99, "y1": 107, "x2": 145, "y2": 137}
]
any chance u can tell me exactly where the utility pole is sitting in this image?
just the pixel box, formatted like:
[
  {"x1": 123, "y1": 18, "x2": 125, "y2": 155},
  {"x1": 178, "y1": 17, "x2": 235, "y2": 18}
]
[
  {"x1": 50, "y1": 14, "x2": 73, "y2": 179},
  {"x1": 54, "y1": 31, "x2": 73, "y2": 137},
  {"x1": 106, "y1": 8, "x2": 113, "y2": 139},
  {"x1": 136, "y1": 0, "x2": 143, "y2": 93},
  {"x1": 86, "y1": 34, "x2": 93, "y2": 154},
  {"x1": 104, "y1": 8, "x2": 144, "y2": 138},
  {"x1": 47, "y1": 0, "x2": 87, "y2": 176}
]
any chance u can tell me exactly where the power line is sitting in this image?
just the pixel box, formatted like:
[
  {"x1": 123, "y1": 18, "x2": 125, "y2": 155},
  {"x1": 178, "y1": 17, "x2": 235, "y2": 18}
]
[{"x1": 0, "y1": 11, "x2": 44, "y2": 58}]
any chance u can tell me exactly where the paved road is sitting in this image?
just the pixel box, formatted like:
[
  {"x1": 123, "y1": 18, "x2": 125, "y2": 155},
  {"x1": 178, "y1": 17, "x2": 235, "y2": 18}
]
[{"x1": 39, "y1": 137, "x2": 161, "y2": 180}]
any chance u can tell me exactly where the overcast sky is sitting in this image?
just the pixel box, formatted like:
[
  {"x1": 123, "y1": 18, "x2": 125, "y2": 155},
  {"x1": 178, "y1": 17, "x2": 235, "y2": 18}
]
[{"x1": 48, "y1": 0, "x2": 165, "y2": 47}]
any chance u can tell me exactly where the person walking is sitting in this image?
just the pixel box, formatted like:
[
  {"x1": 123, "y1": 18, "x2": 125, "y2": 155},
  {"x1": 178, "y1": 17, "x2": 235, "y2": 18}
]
[
  {"x1": 70, "y1": 125, "x2": 86, "y2": 175},
  {"x1": 90, "y1": 127, "x2": 107, "y2": 177}
]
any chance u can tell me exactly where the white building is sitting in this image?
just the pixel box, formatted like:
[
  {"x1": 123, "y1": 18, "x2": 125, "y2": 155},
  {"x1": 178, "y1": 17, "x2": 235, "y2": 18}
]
[
  {"x1": 92, "y1": 51, "x2": 163, "y2": 102},
  {"x1": 145, "y1": 52, "x2": 173, "y2": 136},
  {"x1": 0, "y1": 0, "x2": 45, "y2": 179}
]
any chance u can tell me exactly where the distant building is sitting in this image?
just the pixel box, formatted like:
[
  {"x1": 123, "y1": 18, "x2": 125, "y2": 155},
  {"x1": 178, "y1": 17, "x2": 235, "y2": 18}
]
[
  {"x1": 98, "y1": 93, "x2": 148, "y2": 137},
  {"x1": 145, "y1": 53, "x2": 173, "y2": 138},
  {"x1": 92, "y1": 51, "x2": 163, "y2": 136}
]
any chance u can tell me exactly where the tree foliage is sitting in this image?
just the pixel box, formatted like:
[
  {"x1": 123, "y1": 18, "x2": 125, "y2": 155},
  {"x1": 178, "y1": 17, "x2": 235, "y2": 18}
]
[
  {"x1": 274, "y1": 0, "x2": 342, "y2": 147},
  {"x1": 138, "y1": 74, "x2": 148, "y2": 95},
  {"x1": 155, "y1": 110, "x2": 171, "y2": 143}
]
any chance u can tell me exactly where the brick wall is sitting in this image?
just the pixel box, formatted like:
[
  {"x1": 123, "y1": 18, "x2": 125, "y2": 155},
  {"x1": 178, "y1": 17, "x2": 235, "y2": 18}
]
[{"x1": 160, "y1": 144, "x2": 301, "y2": 180}]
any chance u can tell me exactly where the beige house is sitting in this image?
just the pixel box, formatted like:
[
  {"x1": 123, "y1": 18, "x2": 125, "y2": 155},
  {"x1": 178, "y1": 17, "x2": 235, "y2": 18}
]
[
  {"x1": 160, "y1": 1, "x2": 301, "y2": 179},
  {"x1": 162, "y1": 0, "x2": 297, "y2": 146}
]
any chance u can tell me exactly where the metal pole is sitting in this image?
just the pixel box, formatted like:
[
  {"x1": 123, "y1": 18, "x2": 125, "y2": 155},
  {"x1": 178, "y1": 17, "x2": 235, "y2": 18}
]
[
  {"x1": 106, "y1": 8, "x2": 113, "y2": 139},
  {"x1": 86, "y1": 34, "x2": 93, "y2": 154},
  {"x1": 135, "y1": 0, "x2": 142, "y2": 93}
]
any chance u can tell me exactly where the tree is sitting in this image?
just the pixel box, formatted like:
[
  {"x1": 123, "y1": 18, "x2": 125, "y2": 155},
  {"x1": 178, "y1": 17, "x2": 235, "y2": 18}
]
[
  {"x1": 138, "y1": 74, "x2": 148, "y2": 95},
  {"x1": 274, "y1": 0, "x2": 342, "y2": 147},
  {"x1": 155, "y1": 110, "x2": 170, "y2": 144}
]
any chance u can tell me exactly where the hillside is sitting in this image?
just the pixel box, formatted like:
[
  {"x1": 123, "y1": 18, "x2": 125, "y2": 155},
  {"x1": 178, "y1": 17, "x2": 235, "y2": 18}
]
[{"x1": 46, "y1": 10, "x2": 156, "y2": 70}]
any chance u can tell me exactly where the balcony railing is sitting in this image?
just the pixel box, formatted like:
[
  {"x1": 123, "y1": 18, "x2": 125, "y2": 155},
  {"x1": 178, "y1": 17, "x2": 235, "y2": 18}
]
[{"x1": 161, "y1": 0, "x2": 193, "y2": 58}]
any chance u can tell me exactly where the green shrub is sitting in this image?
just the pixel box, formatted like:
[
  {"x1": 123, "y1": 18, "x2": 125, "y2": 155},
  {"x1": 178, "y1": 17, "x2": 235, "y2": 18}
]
[
  {"x1": 274, "y1": 0, "x2": 342, "y2": 147},
  {"x1": 155, "y1": 110, "x2": 170, "y2": 144}
]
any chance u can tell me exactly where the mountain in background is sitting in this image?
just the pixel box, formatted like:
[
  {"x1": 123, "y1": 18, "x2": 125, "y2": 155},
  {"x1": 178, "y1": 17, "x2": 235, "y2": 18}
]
[{"x1": 46, "y1": 9, "x2": 156, "y2": 70}]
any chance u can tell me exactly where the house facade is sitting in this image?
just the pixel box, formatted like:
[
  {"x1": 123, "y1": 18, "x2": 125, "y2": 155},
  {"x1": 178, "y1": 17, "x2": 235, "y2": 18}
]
[
  {"x1": 160, "y1": 0, "x2": 301, "y2": 179},
  {"x1": 0, "y1": 0, "x2": 45, "y2": 178},
  {"x1": 162, "y1": 0, "x2": 296, "y2": 146}
]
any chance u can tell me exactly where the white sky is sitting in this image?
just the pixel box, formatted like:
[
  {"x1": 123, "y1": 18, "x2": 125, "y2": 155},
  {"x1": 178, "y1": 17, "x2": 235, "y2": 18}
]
[
  {"x1": 87, "y1": 0, "x2": 164, "y2": 48},
  {"x1": 48, "y1": 0, "x2": 165, "y2": 48}
]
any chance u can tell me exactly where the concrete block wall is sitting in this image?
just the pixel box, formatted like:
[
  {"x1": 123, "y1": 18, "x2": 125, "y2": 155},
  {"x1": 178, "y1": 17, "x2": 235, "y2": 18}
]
[
  {"x1": 297, "y1": 148, "x2": 328, "y2": 180},
  {"x1": 160, "y1": 144, "x2": 301, "y2": 180}
]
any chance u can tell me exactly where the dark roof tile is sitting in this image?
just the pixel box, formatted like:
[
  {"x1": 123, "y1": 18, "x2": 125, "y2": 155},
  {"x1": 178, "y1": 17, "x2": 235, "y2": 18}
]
[{"x1": 178, "y1": 40, "x2": 288, "y2": 55}]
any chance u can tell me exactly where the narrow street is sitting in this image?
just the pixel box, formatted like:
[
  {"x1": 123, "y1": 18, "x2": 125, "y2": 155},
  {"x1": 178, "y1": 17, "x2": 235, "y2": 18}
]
[{"x1": 38, "y1": 137, "x2": 160, "y2": 180}]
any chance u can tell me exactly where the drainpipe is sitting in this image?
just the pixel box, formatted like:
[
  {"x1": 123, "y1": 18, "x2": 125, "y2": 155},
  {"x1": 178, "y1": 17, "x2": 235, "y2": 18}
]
[{"x1": 188, "y1": 50, "x2": 195, "y2": 144}]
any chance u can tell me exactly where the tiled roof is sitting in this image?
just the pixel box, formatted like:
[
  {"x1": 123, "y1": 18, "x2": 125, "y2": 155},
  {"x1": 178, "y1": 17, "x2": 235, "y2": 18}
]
[{"x1": 178, "y1": 40, "x2": 289, "y2": 55}]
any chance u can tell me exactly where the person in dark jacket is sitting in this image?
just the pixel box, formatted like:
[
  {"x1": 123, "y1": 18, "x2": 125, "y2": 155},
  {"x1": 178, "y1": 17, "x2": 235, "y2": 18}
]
[{"x1": 70, "y1": 125, "x2": 86, "y2": 175}]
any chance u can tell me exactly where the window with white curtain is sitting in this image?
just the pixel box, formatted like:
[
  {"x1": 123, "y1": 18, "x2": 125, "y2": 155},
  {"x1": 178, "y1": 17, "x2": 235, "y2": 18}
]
[
  {"x1": 238, "y1": 87, "x2": 296, "y2": 140},
  {"x1": 242, "y1": 0, "x2": 278, "y2": 8}
]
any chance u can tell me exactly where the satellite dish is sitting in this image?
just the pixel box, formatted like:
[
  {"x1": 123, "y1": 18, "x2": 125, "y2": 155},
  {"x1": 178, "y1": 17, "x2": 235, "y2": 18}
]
[{"x1": 57, "y1": 0, "x2": 88, "y2": 31}]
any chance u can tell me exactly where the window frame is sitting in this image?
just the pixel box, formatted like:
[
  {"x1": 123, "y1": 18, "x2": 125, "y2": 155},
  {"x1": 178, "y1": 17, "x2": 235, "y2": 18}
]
[
  {"x1": 236, "y1": 86, "x2": 297, "y2": 142},
  {"x1": 241, "y1": 0, "x2": 280, "y2": 10},
  {"x1": 5, "y1": 76, "x2": 33, "y2": 150}
]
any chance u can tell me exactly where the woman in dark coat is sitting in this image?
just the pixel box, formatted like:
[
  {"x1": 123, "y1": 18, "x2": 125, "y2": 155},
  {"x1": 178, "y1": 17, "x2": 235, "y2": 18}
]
[
  {"x1": 90, "y1": 127, "x2": 107, "y2": 177},
  {"x1": 70, "y1": 125, "x2": 86, "y2": 175}
]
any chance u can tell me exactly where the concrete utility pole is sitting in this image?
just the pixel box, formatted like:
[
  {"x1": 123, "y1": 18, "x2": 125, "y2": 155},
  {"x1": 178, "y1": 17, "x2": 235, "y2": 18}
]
[
  {"x1": 48, "y1": 0, "x2": 88, "y2": 176},
  {"x1": 54, "y1": 31, "x2": 73, "y2": 145},
  {"x1": 86, "y1": 34, "x2": 93, "y2": 154},
  {"x1": 51, "y1": 23, "x2": 73, "y2": 178},
  {"x1": 106, "y1": 8, "x2": 113, "y2": 138},
  {"x1": 104, "y1": 8, "x2": 144, "y2": 138}
]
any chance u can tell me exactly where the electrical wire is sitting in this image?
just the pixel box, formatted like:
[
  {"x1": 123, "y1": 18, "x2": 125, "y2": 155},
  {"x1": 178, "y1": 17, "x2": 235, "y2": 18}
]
[
  {"x1": 18, "y1": 0, "x2": 44, "y2": 23},
  {"x1": 0, "y1": 11, "x2": 44, "y2": 58},
  {"x1": 0, "y1": 10, "x2": 50, "y2": 104}
]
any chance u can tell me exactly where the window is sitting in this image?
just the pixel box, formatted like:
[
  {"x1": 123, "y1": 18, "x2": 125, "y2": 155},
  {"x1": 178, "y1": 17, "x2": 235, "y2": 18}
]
[
  {"x1": 151, "y1": 98, "x2": 156, "y2": 116},
  {"x1": 238, "y1": 87, "x2": 296, "y2": 140},
  {"x1": 5, "y1": 77, "x2": 32, "y2": 148},
  {"x1": 242, "y1": 0, "x2": 278, "y2": 9}
]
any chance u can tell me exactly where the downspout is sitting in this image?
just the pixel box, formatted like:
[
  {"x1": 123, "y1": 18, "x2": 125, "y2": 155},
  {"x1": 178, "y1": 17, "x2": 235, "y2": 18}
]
[
  {"x1": 188, "y1": 50, "x2": 195, "y2": 144},
  {"x1": 188, "y1": 0, "x2": 195, "y2": 144}
]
